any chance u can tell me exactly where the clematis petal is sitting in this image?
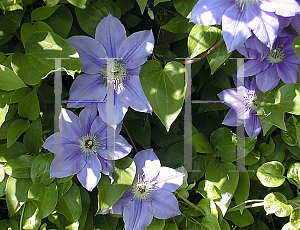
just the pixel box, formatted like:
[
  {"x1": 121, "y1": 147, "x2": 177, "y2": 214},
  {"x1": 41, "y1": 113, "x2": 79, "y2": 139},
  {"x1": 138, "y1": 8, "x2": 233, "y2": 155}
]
[
  {"x1": 245, "y1": 5, "x2": 279, "y2": 49},
  {"x1": 95, "y1": 14, "x2": 127, "y2": 57},
  {"x1": 245, "y1": 113, "x2": 262, "y2": 140},
  {"x1": 222, "y1": 108, "x2": 244, "y2": 127},
  {"x1": 123, "y1": 76, "x2": 152, "y2": 113},
  {"x1": 67, "y1": 74, "x2": 107, "y2": 108},
  {"x1": 123, "y1": 199, "x2": 153, "y2": 230},
  {"x1": 218, "y1": 88, "x2": 237, "y2": 108},
  {"x1": 79, "y1": 104, "x2": 98, "y2": 134},
  {"x1": 117, "y1": 30, "x2": 154, "y2": 70},
  {"x1": 97, "y1": 89, "x2": 129, "y2": 127},
  {"x1": 222, "y1": 5, "x2": 252, "y2": 52},
  {"x1": 111, "y1": 190, "x2": 133, "y2": 215},
  {"x1": 90, "y1": 116, "x2": 107, "y2": 139},
  {"x1": 155, "y1": 167, "x2": 185, "y2": 192},
  {"x1": 151, "y1": 190, "x2": 181, "y2": 219},
  {"x1": 260, "y1": 0, "x2": 300, "y2": 17},
  {"x1": 77, "y1": 154, "x2": 102, "y2": 191},
  {"x1": 67, "y1": 36, "x2": 107, "y2": 74},
  {"x1": 243, "y1": 60, "x2": 269, "y2": 77},
  {"x1": 277, "y1": 62, "x2": 299, "y2": 84},
  {"x1": 255, "y1": 65, "x2": 281, "y2": 92},
  {"x1": 50, "y1": 144, "x2": 86, "y2": 178},
  {"x1": 133, "y1": 149, "x2": 161, "y2": 181},
  {"x1": 285, "y1": 53, "x2": 300, "y2": 65},
  {"x1": 190, "y1": 0, "x2": 232, "y2": 25},
  {"x1": 98, "y1": 157, "x2": 114, "y2": 179},
  {"x1": 59, "y1": 108, "x2": 81, "y2": 141},
  {"x1": 42, "y1": 132, "x2": 75, "y2": 154}
]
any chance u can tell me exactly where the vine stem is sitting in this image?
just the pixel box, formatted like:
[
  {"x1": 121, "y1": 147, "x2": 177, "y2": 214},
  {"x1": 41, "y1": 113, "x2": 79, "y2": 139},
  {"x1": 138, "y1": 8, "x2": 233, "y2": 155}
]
[
  {"x1": 180, "y1": 38, "x2": 224, "y2": 64},
  {"x1": 175, "y1": 191, "x2": 203, "y2": 214},
  {"x1": 227, "y1": 199, "x2": 264, "y2": 212},
  {"x1": 19, "y1": 203, "x2": 26, "y2": 230},
  {"x1": 122, "y1": 123, "x2": 138, "y2": 153}
]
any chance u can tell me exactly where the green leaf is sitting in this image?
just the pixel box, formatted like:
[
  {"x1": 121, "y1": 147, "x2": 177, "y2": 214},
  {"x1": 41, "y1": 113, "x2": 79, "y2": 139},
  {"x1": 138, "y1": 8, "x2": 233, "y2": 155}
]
[
  {"x1": 0, "y1": 0, "x2": 22, "y2": 12},
  {"x1": 4, "y1": 155, "x2": 33, "y2": 178},
  {"x1": 154, "y1": 0, "x2": 169, "y2": 6},
  {"x1": 67, "y1": 0, "x2": 87, "y2": 9},
  {"x1": 257, "y1": 83, "x2": 300, "y2": 130},
  {"x1": 121, "y1": 14, "x2": 142, "y2": 28},
  {"x1": 0, "y1": 64, "x2": 26, "y2": 91},
  {"x1": 0, "y1": 175, "x2": 8, "y2": 197},
  {"x1": 207, "y1": 35, "x2": 231, "y2": 74},
  {"x1": 21, "y1": 21, "x2": 54, "y2": 46},
  {"x1": 282, "y1": 222, "x2": 298, "y2": 230},
  {"x1": 44, "y1": 0, "x2": 59, "y2": 7},
  {"x1": 196, "y1": 180, "x2": 221, "y2": 200},
  {"x1": 44, "y1": 5, "x2": 73, "y2": 38},
  {"x1": 31, "y1": 5, "x2": 60, "y2": 21},
  {"x1": 201, "y1": 215, "x2": 221, "y2": 230},
  {"x1": 6, "y1": 177, "x2": 33, "y2": 216},
  {"x1": 136, "y1": 0, "x2": 148, "y2": 14},
  {"x1": 0, "y1": 104, "x2": 8, "y2": 128},
  {"x1": 197, "y1": 198, "x2": 218, "y2": 219},
  {"x1": 28, "y1": 183, "x2": 58, "y2": 219},
  {"x1": 294, "y1": 36, "x2": 300, "y2": 59},
  {"x1": 234, "y1": 169, "x2": 250, "y2": 213},
  {"x1": 205, "y1": 159, "x2": 239, "y2": 216},
  {"x1": 0, "y1": 142, "x2": 26, "y2": 162},
  {"x1": 287, "y1": 162, "x2": 300, "y2": 189},
  {"x1": 7, "y1": 119, "x2": 30, "y2": 148},
  {"x1": 281, "y1": 116, "x2": 300, "y2": 147},
  {"x1": 0, "y1": 10, "x2": 24, "y2": 45},
  {"x1": 264, "y1": 192, "x2": 293, "y2": 217},
  {"x1": 162, "y1": 15, "x2": 193, "y2": 33},
  {"x1": 93, "y1": 214, "x2": 119, "y2": 230},
  {"x1": 291, "y1": 208, "x2": 300, "y2": 229},
  {"x1": 0, "y1": 219, "x2": 18, "y2": 230},
  {"x1": 188, "y1": 25, "x2": 218, "y2": 58},
  {"x1": 30, "y1": 153, "x2": 54, "y2": 185},
  {"x1": 257, "y1": 161, "x2": 285, "y2": 187},
  {"x1": 245, "y1": 150, "x2": 260, "y2": 166},
  {"x1": 24, "y1": 118, "x2": 43, "y2": 155},
  {"x1": 96, "y1": 157, "x2": 136, "y2": 214},
  {"x1": 18, "y1": 89, "x2": 40, "y2": 121},
  {"x1": 75, "y1": 0, "x2": 121, "y2": 36},
  {"x1": 22, "y1": 200, "x2": 41, "y2": 230},
  {"x1": 124, "y1": 119, "x2": 151, "y2": 149},
  {"x1": 164, "y1": 223, "x2": 178, "y2": 230},
  {"x1": 187, "y1": 132, "x2": 213, "y2": 154},
  {"x1": 12, "y1": 32, "x2": 81, "y2": 85},
  {"x1": 225, "y1": 209, "x2": 254, "y2": 227},
  {"x1": 145, "y1": 218, "x2": 165, "y2": 230},
  {"x1": 140, "y1": 61, "x2": 185, "y2": 131},
  {"x1": 78, "y1": 187, "x2": 90, "y2": 230},
  {"x1": 258, "y1": 138, "x2": 275, "y2": 156},
  {"x1": 173, "y1": 0, "x2": 198, "y2": 17},
  {"x1": 56, "y1": 183, "x2": 82, "y2": 222}
]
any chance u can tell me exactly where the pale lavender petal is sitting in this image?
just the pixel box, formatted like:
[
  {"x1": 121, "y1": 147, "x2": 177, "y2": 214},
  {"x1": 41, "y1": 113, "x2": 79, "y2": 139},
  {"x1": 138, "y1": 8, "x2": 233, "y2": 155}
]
[
  {"x1": 151, "y1": 190, "x2": 181, "y2": 219},
  {"x1": 260, "y1": 0, "x2": 300, "y2": 17},
  {"x1": 277, "y1": 16, "x2": 292, "y2": 32},
  {"x1": 67, "y1": 74, "x2": 107, "y2": 108},
  {"x1": 155, "y1": 167, "x2": 185, "y2": 192},
  {"x1": 133, "y1": 149, "x2": 161, "y2": 181},
  {"x1": 117, "y1": 30, "x2": 154, "y2": 70},
  {"x1": 222, "y1": 108, "x2": 244, "y2": 126},
  {"x1": 292, "y1": 14, "x2": 300, "y2": 31},
  {"x1": 50, "y1": 144, "x2": 86, "y2": 178},
  {"x1": 277, "y1": 62, "x2": 299, "y2": 84},
  {"x1": 79, "y1": 104, "x2": 98, "y2": 134},
  {"x1": 190, "y1": 0, "x2": 232, "y2": 25},
  {"x1": 95, "y1": 14, "x2": 127, "y2": 57},
  {"x1": 42, "y1": 132, "x2": 75, "y2": 154},
  {"x1": 111, "y1": 190, "x2": 133, "y2": 215},
  {"x1": 245, "y1": 5, "x2": 279, "y2": 48},
  {"x1": 77, "y1": 154, "x2": 102, "y2": 191},
  {"x1": 285, "y1": 53, "x2": 300, "y2": 65},
  {"x1": 97, "y1": 89, "x2": 129, "y2": 127},
  {"x1": 245, "y1": 113, "x2": 262, "y2": 140},
  {"x1": 123, "y1": 200, "x2": 153, "y2": 230},
  {"x1": 222, "y1": 6, "x2": 252, "y2": 52},
  {"x1": 98, "y1": 157, "x2": 114, "y2": 179},
  {"x1": 90, "y1": 116, "x2": 107, "y2": 138},
  {"x1": 256, "y1": 65, "x2": 280, "y2": 92},
  {"x1": 124, "y1": 76, "x2": 152, "y2": 113},
  {"x1": 217, "y1": 88, "x2": 237, "y2": 108},
  {"x1": 59, "y1": 108, "x2": 81, "y2": 141},
  {"x1": 67, "y1": 36, "x2": 107, "y2": 74}
]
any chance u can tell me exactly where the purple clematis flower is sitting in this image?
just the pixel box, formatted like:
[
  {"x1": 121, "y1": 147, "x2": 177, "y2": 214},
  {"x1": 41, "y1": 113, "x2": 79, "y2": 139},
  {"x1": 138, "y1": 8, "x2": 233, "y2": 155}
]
[
  {"x1": 190, "y1": 0, "x2": 300, "y2": 52},
  {"x1": 237, "y1": 30, "x2": 300, "y2": 92},
  {"x1": 42, "y1": 104, "x2": 132, "y2": 191},
  {"x1": 111, "y1": 149, "x2": 184, "y2": 230},
  {"x1": 218, "y1": 77, "x2": 261, "y2": 140},
  {"x1": 66, "y1": 14, "x2": 154, "y2": 127}
]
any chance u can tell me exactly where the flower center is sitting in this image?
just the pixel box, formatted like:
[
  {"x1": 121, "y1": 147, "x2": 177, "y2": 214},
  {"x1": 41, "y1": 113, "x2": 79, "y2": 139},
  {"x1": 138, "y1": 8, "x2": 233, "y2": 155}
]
[
  {"x1": 131, "y1": 175, "x2": 155, "y2": 201},
  {"x1": 100, "y1": 60, "x2": 129, "y2": 90},
  {"x1": 244, "y1": 91, "x2": 257, "y2": 111},
  {"x1": 77, "y1": 133, "x2": 102, "y2": 155},
  {"x1": 267, "y1": 47, "x2": 285, "y2": 64}
]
